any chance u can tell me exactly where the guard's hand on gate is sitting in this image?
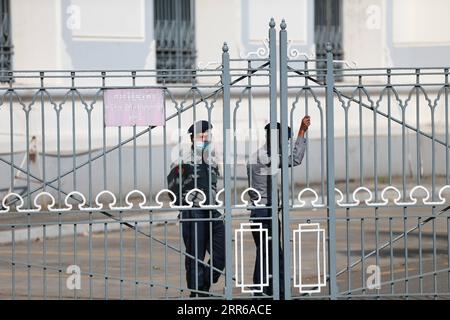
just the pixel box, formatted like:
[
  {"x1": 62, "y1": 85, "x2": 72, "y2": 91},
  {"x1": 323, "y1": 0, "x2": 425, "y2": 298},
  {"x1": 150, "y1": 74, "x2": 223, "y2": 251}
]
[{"x1": 299, "y1": 115, "x2": 311, "y2": 137}]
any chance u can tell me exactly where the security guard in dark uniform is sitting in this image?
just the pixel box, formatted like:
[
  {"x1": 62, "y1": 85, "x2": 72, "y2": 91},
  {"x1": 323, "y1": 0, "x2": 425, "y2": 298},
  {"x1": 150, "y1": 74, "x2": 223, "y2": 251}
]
[{"x1": 167, "y1": 120, "x2": 225, "y2": 297}]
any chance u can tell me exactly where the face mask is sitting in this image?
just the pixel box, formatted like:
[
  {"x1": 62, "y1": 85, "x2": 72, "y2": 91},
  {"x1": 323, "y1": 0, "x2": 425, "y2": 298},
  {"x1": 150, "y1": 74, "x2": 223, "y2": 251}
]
[{"x1": 195, "y1": 140, "x2": 210, "y2": 150}]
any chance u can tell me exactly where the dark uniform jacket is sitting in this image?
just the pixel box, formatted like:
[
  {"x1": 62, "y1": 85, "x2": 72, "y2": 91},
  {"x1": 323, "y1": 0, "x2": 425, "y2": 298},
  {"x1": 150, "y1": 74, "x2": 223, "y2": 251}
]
[{"x1": 168, "y1": 145, "x2": 220, "y2": 207}]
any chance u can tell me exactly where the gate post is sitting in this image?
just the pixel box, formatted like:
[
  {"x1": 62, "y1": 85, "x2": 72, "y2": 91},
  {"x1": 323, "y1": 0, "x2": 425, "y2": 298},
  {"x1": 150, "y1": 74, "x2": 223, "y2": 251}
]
[
  {"x1": 325, "y1": 43, "x2": 338, "y2": 299},
  {"x1": 268, "y1": 17, "x2": 280, "y2": 300},
  {"x1": 279, "y1": 20, "x2": 291, "y2": 300},
  {"x1": 222, "y1": 42, "x2": 233, "y2": 300}
]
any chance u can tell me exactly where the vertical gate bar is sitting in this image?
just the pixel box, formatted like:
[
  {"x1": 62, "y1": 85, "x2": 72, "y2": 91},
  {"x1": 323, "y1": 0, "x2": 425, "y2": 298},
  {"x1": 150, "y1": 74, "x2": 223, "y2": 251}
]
[
  {"x1": 289, "y1": 109, "x2": 294, "y2": 206},
  {"x1": 344, "y1": 92, "x2": 350, "y2": 295},
  {"x1": 194, "y1": 222, "x2": 198, "y2": 295},
  {"x1": 9, "y1": 90, "x2": 13, "y2": 192},
  {"x1": 418, "y1": 216, "x2": 423, "y2": 294},
  {"x1": 248, "y1": 59, "x2": 253, "y2": 189},
  {"x1": 431, "y1": 100, "x2": 436, "y2": 201},
  {"x1": 118, "y1": 126, "x2": 123, "y2": 206},
  {"x1": 222, "y1": 42, "x2": 233, "y2": 300},
  {"x1": 321, "y1": 110, "x2": 325, "y2": 204},
  {"x1": 360, "y1": 218, "x2": 365, "y2": 295},
  {"x1": 389, "y1": 217, "x2": 394, "y2": 294},
  {"x1": 163, "y1": 92, "x2": 168, "y2": 189},
  {"x1": 120, "y1": 214, "x2": 124, "y2": 299},
  {"x1": 74, "y1": 223, "x2": 77, "y2": 300},
  {"x1": 89, "y1": 212, "x2": 93, "y2": 299},
  {"x1": 25, "y1": 98, "x2": 31, "y2": 209},
  {"x1": 175, "y1": 89, "x2": 182, "y2": 295},
  {"x1": 132, "y1": 71, "x2": 138, "y2": 190},
  {"x1": 305, "y1": 62, "x2": 310, "y2": 187},
  {"x1": 11, "y1": 226, "x2": 15, "y2": 300},
  {"x1": 56, "y1": 99, "x2": 61, "y2": 207},
  {"x1": 415, "y1": 70, "x2": 421, "y2": 184},
  {"x1": 279, "y1": 19, "x2": 291, "y2": 300},
  {"x1": 344, "y1": 108, "x2": 349, "y2": 200},
  {"x1": 233, "y1": 99, "x2": 237, "y2": 206},
  {"x1": 207, "y1": 101, "x2": 214, "y2": 292},
  {"x1": 346, "y1": 215, "x2": 351, "y2": 296},
  {"x1": 102, "y1": 72, "x2": 107, "y2": 192},
  {"x1": 209, "y1": 209, "x2": 213, "y2": 291},
  {"x1": 43, "y1": 224, "x2": 47, "y2": 299},
  {"x1": 150, "y1": 214, "x2": 154, "y2": 298},
  {"x1": 192, "y1": 86, "x2": 198, "y2": 191},
  {"x1": 71, "y1": 74, "x2": 77, "y2": 190},
  {"x1": 175, "y1": 94, "x2": 186, "y2": 297},
  {"x1": 375, "y1": 210, "x2": 379, "y2": 299},
  {"x1": 88, "y1": 91, "x2": 93, "y2": 296},
  {"x1": 387, "y1": 71, "x2": 392, "y2": 185},
  {"x1": 87, "y1": 103, "x2": 93, "y2": 206},
  {"x1": 402, "y1": 107, "x2": 406, "y2": 201},
  {"x1": 148, "y1": 125, "x2": 153, "y2": 203},
  {"x1": 373, "y1": 94, "x2": 378, "y2": 200},
  {"x1": 58, "y1": 212, "x2": 62, "y2": 299},
  {"x1": 447, "y1": 217, "x2": 450, "y2": 293},
  {"x1": 403, "y1": 208, "x2": 409, "y2": 298},
  {"x1": 373, "y1": 79, "x2": 380, "y2": 298},
  {"x1": 325, "y1": 42, "x2": 338, "y2": 299},
  {"x1": 445, "y1": 70, "x2": 449, "y2": 185},
  {"x1": 164, "y1": 221, "x2": 168, "y2": 298},
  {"x1": 358, "y1": 77, "x2": 363, "y2": 187},
  {"x1": 27, "y1": 212, "x2": 31, "y2": 299},
  {"x1": 135, "y1": 221, "x2": 138, "y2": 299},
  {"x1": 179, "y1": 214, "x2": 183, "y2": 298},
  {"x1": 432, "y1": 207, "x2": 437, "y2": 299},
  {"x1": 104, "y1": 222, "x2": 109, "y2": 299},
  {"x1": 268, "y1": 17, "x2": 280, "y2": 300},
  {"x1": 40, "y1": 75, "x2": 46, "y2": 192}
]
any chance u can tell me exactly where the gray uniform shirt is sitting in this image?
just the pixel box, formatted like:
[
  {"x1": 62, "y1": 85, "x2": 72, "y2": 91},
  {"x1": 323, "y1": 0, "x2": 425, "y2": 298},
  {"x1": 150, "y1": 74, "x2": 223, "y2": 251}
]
[{"x1": 247, "y1": 136, "x2": 307, "y2": 205}]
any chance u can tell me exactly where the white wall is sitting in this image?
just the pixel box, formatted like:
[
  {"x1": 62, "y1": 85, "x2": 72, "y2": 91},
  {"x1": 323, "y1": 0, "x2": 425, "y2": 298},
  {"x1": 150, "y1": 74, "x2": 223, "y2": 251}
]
[
  {"x1": 343, "y1": 0, "x2": 387, "y2": 67},
  {"x1": 11, "y1": 0, "x2": 67, "y2": 70},
  {"x1": 195, "y1": 0, "x2": 242, "y2": 68},
  {"x1": 8, "y1": 0, "x2": 450, "y2": 72},
  {"x1": 393, "y1": 0, "x2": 450, "y2": 47}
]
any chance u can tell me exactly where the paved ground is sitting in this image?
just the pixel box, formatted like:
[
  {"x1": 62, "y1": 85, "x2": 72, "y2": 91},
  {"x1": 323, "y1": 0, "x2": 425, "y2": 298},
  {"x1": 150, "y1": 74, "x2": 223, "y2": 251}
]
[{"x1": 0, "y1": 202, "x2": 449, "y2": 300}]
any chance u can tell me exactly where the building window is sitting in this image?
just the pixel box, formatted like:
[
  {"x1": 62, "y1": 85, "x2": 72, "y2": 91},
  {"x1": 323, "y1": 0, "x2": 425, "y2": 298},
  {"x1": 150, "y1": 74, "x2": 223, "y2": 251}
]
[
  {"x1": 154, "y1": 0, "x2": 196, "y2": 84},
  {"x1": 0, "y1": 0, "x2": 12, "y2": 82},
  {"x1": 314, "y1": 0, "x2": 343, "y2": 82}
]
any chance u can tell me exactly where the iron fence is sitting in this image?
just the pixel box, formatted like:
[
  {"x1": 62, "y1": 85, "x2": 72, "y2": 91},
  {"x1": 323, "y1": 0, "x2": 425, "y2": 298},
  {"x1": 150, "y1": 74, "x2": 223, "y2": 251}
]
[{"x1": 0, "y1": 19, "x2": 449, "y2": 300}]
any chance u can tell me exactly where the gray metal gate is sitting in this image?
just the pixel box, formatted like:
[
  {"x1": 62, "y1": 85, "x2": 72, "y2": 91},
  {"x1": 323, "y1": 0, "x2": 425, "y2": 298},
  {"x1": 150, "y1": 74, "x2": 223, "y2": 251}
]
[{"x1": 0, "y1": 19, "x2": 449, "y2": 300}]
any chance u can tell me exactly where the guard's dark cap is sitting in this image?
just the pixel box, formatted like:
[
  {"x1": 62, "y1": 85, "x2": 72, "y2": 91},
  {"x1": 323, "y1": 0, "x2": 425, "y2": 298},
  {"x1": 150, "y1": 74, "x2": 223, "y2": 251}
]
[
  {"x1": 188, "y1": 120, "x2": 213, "y2": 135},
  {"x1": 264, "y1": 122, "x2": 292, "y2": 139}
]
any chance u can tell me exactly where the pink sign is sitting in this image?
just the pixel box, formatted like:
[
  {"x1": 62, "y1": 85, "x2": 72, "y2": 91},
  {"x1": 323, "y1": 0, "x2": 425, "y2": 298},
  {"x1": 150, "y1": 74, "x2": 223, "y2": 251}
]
[{"x1": 104, "y1": 88, "x2": 165, "y2": 126}]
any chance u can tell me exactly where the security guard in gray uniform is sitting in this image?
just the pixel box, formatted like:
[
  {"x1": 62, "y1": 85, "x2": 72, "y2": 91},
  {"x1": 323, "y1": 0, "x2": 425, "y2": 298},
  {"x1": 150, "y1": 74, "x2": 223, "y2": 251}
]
[
  {"x1": 167, "y1": 120, "x2": 225, "y2": 297},
  {"x1": 247, "y1": 116, "x2": 311, "y2": 298}
]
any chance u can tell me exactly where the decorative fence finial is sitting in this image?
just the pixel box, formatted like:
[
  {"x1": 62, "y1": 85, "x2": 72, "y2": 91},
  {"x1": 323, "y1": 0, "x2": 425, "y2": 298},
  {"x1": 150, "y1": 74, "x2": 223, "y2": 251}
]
[
  {"x1": 280, "y1": 19, "x2": 287, "y2": 30},
  {"x1": 269, "y1": 18, "x2": 275, "y2": 28},
  {"x1": 222, "y1": 42, "x2": 229, "y2": 53}
]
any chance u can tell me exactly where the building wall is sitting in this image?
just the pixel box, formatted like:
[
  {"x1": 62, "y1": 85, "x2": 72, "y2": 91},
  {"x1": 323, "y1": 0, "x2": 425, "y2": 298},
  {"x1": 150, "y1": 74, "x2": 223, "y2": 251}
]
[
  {"x1": 11, "y1": 0, "x2": 64, "y2": 70},
  {"x1": 9, "y1": 0, "x2": 450, "y2": 73}
]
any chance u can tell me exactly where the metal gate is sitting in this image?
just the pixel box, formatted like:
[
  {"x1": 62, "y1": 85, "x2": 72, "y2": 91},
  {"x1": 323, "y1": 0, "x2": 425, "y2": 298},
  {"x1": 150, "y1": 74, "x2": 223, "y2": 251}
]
[{"x1": 0, "y1": 19, "x2": 449, "y2": 300}]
